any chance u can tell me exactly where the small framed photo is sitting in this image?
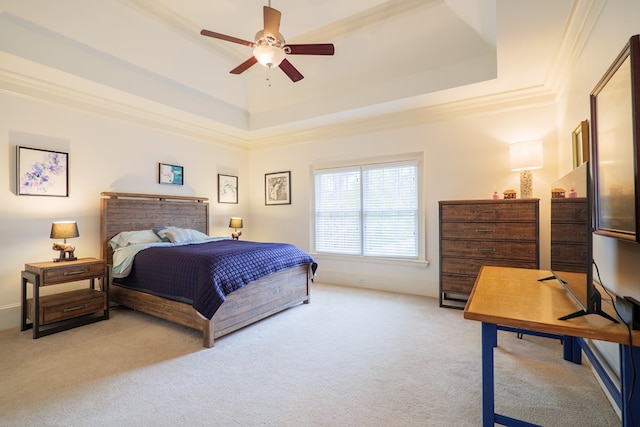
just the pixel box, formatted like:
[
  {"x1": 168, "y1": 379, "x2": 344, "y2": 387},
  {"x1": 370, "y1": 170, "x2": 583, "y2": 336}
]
[
  {"x1": 17, "y1": 146, "x2": 69, "y2": 197},
  {"x1": 265, "y1": 171, "x2": 291, "y2": 205},
  {"x1": 218, "y1": 174, "x2": 238, "y2": 204},
  {"x1": 159, "y1": 163, "x2": 183, "y2": 185},
  {"x1": 572, "y1": 120, "x2": 590, "y2": 169}
]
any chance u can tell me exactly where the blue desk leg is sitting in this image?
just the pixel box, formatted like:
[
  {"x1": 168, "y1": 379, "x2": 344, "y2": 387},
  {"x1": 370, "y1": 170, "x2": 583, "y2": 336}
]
[
  {"x1": 482, "y1": 322, "x2": 497, "y2": 426},
  {"x1": 562, "y1": 336, "x2": 582, "y2": 364},
  {"x1": 621, "y1": 344, "x2": 640, "y2": 427}
]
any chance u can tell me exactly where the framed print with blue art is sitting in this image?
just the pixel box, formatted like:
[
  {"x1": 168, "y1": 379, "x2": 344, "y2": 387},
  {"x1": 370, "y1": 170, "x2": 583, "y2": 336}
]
[
  {"x1": 159, "y1": 163, "x2": 183, "y2": 185},
  {"x1": 17, "y1": 146, "x2": 69, "y2": 197}
]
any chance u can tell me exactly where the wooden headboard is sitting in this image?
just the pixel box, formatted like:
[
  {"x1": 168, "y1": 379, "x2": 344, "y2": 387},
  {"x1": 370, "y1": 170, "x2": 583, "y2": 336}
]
[{"x1": 100, "y1": 192, "x2": 209, "y2": 266}]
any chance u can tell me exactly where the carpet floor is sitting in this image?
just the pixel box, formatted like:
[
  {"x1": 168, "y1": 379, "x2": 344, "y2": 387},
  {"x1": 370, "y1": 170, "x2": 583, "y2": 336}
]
[{"x1": 0, "y1": 283, "x2": 619, "y2": 426}]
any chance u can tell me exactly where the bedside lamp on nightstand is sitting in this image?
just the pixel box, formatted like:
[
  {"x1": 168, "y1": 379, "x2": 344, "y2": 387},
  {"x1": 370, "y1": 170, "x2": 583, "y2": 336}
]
[
  {"x1": 50, "y1": 221, "x2": 79, "y2": 262},
  {"x1": 229, "y1": 217, "x2": 243, "y2": 240}
]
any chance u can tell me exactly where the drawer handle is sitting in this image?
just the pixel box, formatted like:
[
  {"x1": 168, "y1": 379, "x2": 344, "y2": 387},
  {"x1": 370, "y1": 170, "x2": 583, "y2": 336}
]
[
  {"x1": 476, "y1": 210, "x2": 496, "y2": 215},
  {"x1": 64, "y1": 304, "x2": 88, "y2": 312},
  {"x1": 475, "y1": 229, "x2": 496, "y2": 233},
  {"x1": 476, "y1": 248, "x2": 496, "y2": 252},
  {"x1": 63, "y1": 269, "x2": 89, "y2": 276}
]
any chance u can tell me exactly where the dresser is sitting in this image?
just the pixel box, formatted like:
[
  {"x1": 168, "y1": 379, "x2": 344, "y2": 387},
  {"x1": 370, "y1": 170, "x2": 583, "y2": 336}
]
[
  {"x1": 551, "y1": 197, "x2": 587, "y2": 273},
  {"x1": 439, "y1": 199, "x2": 539, "y2": 308}
]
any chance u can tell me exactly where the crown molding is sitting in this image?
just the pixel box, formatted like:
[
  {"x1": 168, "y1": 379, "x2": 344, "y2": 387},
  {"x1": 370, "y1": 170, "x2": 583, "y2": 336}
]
[
  {"x1": 1, "y1": 60, "x2": 556, "y2": 151},
  {"x1": 0, "y1": 64, "x2": 252, "y2": 150},
  {"x1": 545, "y1": 0, "x2": 606, "y2": 93},
  {"x1": 247, "y1": 85, "x2": 557, "y2": 150}
]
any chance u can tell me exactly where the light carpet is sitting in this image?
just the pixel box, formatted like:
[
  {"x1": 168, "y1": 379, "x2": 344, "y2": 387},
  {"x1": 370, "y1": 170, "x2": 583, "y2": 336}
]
[{"x1": 0, "y1": 283, "x2": 619, "y2": 426}]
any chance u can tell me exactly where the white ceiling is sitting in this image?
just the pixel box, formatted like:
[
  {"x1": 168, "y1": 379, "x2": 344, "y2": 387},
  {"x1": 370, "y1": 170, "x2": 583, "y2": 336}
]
[{"x1": 0, "y1": 0, "x2": 589, "y2": 147}]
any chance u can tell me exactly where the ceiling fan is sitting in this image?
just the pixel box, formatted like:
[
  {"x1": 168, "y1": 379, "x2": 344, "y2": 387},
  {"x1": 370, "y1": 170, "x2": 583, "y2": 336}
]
[{"x1": 200, "y1": 3, "x2": 334, "y2": 82}]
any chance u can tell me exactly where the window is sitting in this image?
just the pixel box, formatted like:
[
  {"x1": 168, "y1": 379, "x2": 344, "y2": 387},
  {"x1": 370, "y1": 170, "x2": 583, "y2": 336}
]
[{"x1": 314, "y1": 159, "x2": 420, "y2": 259}]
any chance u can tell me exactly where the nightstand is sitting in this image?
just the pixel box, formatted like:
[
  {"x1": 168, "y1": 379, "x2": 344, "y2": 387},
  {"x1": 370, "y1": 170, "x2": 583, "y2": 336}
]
[{"x1": 21, "y1": 257, "x2": 109, "y2": 338}]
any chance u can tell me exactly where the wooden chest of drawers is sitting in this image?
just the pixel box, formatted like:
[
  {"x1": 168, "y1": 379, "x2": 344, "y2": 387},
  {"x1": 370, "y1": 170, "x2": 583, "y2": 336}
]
[
  {"x1": 551, "y1": 197, "x2": 587, "y2": 273},
  {"x1": 439, "y1": 199, "x2": 539, "y2": 308}
]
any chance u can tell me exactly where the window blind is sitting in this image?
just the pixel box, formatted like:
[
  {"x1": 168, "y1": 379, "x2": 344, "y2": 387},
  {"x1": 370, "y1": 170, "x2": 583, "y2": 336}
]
[{"x1": 314, "y1": 161, "x2": 418, "y2": 258}]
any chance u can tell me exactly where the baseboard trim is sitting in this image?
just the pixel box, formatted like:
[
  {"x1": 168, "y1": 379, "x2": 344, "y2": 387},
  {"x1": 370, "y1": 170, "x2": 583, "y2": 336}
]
[
  {"x1": 0, "y1": 304, "x2": 21, "y2": 331},
  {"x1": 578, "y1": 338, "x2": 622, "y2": 419}
]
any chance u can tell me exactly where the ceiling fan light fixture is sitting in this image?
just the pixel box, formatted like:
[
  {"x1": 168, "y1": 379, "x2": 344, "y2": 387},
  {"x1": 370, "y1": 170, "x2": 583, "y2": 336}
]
[{"x1": 253, "y1": 44, "x2": 286, "y2": 68}]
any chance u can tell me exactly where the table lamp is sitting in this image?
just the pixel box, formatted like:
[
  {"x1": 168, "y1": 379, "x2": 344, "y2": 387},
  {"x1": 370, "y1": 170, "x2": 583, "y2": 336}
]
[
  {"x1": 229, "y1": 217, "x2": 243, "y2": 240},
  {"x1": 510, "y1": 140, "x2": 543, "y2": 198},
  {"x1": 50, "y1": 221, "x2": 79, "y2": 262}
]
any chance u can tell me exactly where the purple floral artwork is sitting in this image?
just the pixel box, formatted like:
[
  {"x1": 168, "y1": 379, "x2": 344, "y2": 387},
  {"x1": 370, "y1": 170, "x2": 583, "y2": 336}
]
[{"x1": 18, "y1": 147, "x2": 68, "y2": 196}]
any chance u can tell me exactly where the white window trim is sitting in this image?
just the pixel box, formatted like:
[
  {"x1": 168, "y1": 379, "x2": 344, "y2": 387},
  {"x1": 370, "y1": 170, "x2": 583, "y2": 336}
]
[{"x1": 310, "y1": 152, "x2": 426, "y2": 261}]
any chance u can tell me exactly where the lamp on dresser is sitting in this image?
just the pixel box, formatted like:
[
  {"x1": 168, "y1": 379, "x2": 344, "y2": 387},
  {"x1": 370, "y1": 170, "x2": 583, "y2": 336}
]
[
  {"x1": 50, "y1": 221, "x2": 79, "y2": 262},
  {"x1": 229, "y1": 217, "x2": 243, "y2": 240},
  {"x1": 510, "y1": 140, "x2": 543, "y2": 198}
]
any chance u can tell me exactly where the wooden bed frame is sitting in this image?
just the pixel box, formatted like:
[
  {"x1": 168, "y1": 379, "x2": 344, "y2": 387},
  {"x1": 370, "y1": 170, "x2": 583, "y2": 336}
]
[{"x1": 100, "y1": 192, "x2": 311, "y2": 347}]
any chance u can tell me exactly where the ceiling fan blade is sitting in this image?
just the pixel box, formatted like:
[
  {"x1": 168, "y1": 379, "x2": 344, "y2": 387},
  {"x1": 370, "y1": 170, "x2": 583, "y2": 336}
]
[
  {"x1": 200, "y1": 29, "x2": 254, "y2": 47},
  {"x1": 286, "y1": 44, "x2": 335, "y2": 55},
  {"x1": 230, "y1": 56, "x2": 258, "y2": 74},
  {"x1": 263, "y1": 6, "x2": 281, "y2": 39},
  {"x1": 279, "y1": 58, "x2": 304, "y2": 82}
]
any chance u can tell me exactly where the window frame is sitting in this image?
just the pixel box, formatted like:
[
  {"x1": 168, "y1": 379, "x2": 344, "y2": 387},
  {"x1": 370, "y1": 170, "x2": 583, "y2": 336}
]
[{"x1": 311, "y1": 152, "x2": 426, "y2": 262}]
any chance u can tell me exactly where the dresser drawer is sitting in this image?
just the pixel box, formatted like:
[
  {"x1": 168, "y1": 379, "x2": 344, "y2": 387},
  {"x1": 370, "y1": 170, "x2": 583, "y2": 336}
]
[
  {"x1": 551, "y1": 243, "x2": 587, "y2": 266},
  {"x1": 440, "y1": 202, "x2": 537, "y2": 222},
  {"x1": 441, "y1": 222, "x2": 537, "y2": 241},
  {"x1": 551, "y1": 223, "x2": 587, "y2": 244},
  {"x1": 441, "y1": 274, "x2": 477, "y2": 294},
  {"x1": 441, "y1": 257, "x2": 539, "y2": 276},
  {"x1": 551, "y1": 198, "x2": 587, "y2": 222},
  {"x1": 550, "y1": 262, "x2": 587, "y2": 273},
  {"x1": 441, "y1": 239, "x2": 538, "y2": 260},
  {"x1": 27, "y1": 288, "x2": 106, "y2": 325}
]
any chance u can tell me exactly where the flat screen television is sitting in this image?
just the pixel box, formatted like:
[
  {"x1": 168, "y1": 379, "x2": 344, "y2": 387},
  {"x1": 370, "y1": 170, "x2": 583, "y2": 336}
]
[
  {"x1": 541, "y1": 162, "x2": 617, "y2": 322},
  {"x1": 590, "y1": 34, "x2": 640, "y2": 244}
]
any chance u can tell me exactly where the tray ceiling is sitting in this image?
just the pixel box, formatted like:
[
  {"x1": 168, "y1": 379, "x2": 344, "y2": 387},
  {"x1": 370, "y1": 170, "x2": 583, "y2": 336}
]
[{"x1": 0, "y1": 0, "x2": 582, "y2": 146}]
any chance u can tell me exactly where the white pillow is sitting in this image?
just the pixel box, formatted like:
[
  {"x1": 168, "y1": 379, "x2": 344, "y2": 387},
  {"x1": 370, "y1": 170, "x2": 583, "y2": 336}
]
[
  {"x1": 164, "y1": 227, "x2": 209, "y2": 243},
  {"x1": 109, "y1": 229, "x2": 161, "y2": 249}
]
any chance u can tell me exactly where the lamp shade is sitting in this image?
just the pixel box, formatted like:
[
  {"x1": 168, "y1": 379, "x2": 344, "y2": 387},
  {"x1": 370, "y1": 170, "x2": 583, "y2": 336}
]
[
  {"x1": 50, "y1": 221, "x2": 79, "y2": 239},
  {"x1": 509, "y1": 140, "x2": 543, "y2": 171},
  {"x1": 229, "y1": 217, "x2": 243, "y2": 229},
  {"x1": 253, "y1": 44, "x2": 286, "y2": 68}
]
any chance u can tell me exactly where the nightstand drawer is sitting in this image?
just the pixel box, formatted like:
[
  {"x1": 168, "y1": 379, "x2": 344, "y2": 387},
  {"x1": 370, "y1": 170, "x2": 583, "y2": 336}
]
[
  {"x1": 25, "y1": 260, "x2": 106, "y2": 286},
  {"x1": 27, "y1": 289, "x2": 107, "y2": 325}
]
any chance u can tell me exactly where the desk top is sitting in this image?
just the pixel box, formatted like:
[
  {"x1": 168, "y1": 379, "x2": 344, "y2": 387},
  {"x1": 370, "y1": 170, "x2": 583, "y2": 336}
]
[{"x1": 464, "y1": 266, "x2": 640, "y2": 345}]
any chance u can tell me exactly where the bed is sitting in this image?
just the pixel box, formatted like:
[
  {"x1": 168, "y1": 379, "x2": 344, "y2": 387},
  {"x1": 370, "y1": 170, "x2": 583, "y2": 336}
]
[{"x1": 100, "y1": 192, "x2": 315, "y2": 347}]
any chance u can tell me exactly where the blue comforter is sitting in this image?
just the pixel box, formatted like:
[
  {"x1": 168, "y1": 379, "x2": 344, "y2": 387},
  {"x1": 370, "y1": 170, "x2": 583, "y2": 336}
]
[{"x1": 114, "y1": 240, "x2": 317, "y2": 319}]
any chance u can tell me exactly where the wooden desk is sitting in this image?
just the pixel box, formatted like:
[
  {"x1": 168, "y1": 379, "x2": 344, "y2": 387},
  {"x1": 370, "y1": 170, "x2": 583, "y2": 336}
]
[{"x1": 464, "y1": 266, "x2": 640, "y2": 427}]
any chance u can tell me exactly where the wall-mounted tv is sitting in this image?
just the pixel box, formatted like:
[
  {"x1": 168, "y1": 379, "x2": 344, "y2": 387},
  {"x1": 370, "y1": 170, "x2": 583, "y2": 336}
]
[{"x1": 590, "y1": 34, "x2": 640, "y2": 244}]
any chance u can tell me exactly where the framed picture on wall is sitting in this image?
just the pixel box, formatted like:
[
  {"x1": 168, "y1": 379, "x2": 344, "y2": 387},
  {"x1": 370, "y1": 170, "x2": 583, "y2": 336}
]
[
  {"x1": 218, "y1": 174, "x2": 238, "y2": 204},
  {"x1": 159, "y1": 163, "x2": 183, "y2": 185},
  {"x1": 572, "y1": 120, "x2": 590, "y2": 169},
  {"x1": 17, "y1": 146, "x2": 69, "y2": 196},
  {"x1": 265, "y1": 171, "x2": 291, "y2": 205}
]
